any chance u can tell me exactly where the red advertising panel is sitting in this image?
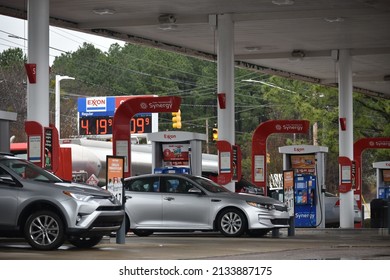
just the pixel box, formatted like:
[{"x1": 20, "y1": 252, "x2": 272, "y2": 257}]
[
  {"x1": 290, "y1": 154, "x2": 316, "y2": 174},
  {"x1": 162, "y1": 143, "x2": 190, "y2": 166},
  {"x1": 383, "y1": 170, "x2": 390, "y2": 182}
]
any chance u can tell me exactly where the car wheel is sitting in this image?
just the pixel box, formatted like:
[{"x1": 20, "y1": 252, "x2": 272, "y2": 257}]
[
  {"x1": 68, "y1": 236, "x2": 103, "y2": 248},
  {"x1": 132, "y1": 229, "x2": 153, "y2": 237},
  {"x1": 218, "y1": 208, "x2": 247, "y2": 237},
  {"x1": 24, "y1": 210, "x2": 65, "y2": 250}
]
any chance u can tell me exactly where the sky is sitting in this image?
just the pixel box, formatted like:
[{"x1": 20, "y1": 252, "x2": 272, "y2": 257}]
[{"x1": 0, "y1": 14, "x2": 125, "y2": 65}]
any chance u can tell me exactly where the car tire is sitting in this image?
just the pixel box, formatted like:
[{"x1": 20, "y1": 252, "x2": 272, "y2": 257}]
[
  {"x1": 132, "y1": 229, "x2": 153, "y2": 237},
  {"x1": 218, "y1": 208, "x2": 247, "y2": 237},
  {"x1": 125, "y1": 215, "x2": 130, "y2": 234},
  {"x1": 68, "y1": 236, "x2": 103, "y2": 248},
  {"x1": 24, "y1": 210, "x2": 65, "y2": 250}
]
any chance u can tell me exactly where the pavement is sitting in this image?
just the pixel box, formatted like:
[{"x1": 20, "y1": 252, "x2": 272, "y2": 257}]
[{"x1": 0, "y1": 227, "x2": 389, "y2": 260}]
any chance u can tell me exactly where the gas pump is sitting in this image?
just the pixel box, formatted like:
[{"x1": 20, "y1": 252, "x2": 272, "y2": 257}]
[
  {"x1": 373, "y1": 161, "x2": 390, "y2": 199},
  {"x1": 147, "y1": 131, "x2": 207, "y2": 176},
  {"x1": 279, "y1": 145, "x2": 328, "y2": 228},
  {"x1": 294, "y1": 174, "x2": 316, "y2": 226}
]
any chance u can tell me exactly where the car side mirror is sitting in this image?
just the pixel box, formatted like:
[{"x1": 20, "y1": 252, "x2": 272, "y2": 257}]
[{"x1": 188, "y1": 187, "x2": 202, "y2": 194}]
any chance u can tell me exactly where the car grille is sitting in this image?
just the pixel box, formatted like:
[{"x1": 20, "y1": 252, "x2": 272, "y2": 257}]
[
  {"x1": 271, "y1": 218, "x2": 290, "y2": 226},
  {"x1": 96, "y1": 206, "x2": 123, "y2": 211},
  {"x1": 275, "y1": 205, "x2": 288, "y2": 212},
  {"x1": 90, "y1": 215, "x2": 124, "y2": 228}
]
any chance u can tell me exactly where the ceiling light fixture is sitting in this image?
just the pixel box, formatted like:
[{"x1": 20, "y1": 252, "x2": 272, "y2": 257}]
[
  {"x1": 291, "y1": 50, "x2": 305, "y2": 58},
  {"x1": 271, "y1": 0, "x2": 295, "y2": 5},
  {"x1": 244, "y1": 46, "x2": 262, "y2": 52},
  {"x1": 158, "y1": 14, "x2": 177, "y2": 31},
  {"x1": 93, "y1": 8, "x2": 116, "y2": 15},
  {"x1": 324, "y1": 17, "x2": 345, "y2": 23}
]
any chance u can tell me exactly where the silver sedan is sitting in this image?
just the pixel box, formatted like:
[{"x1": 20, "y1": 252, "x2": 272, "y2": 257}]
[{"x1": 123, "y1": 174, "x2": 290, "y2": 237}]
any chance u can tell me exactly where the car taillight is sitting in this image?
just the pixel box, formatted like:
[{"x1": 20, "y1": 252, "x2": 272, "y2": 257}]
[{"x1": 335, "y1": 200, "x2": 340, "y2": 207}]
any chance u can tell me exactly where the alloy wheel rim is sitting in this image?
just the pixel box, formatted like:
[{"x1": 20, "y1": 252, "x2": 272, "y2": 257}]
[
  {"x1": 29, "y1": 215, "x2": 59, "y2": 246},
  {"x1": 221, "y1": 212, "x2": 242, "y2": 234}
]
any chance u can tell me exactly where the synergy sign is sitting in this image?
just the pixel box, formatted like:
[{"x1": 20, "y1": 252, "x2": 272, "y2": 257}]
[{"x1": 77, "y1": 96, "x2": 157, "y2": 135}]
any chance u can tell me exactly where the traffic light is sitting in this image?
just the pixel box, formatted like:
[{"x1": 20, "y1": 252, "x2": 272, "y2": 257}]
[
  {"x1": 172, "y1": 110, "x2": 182, "y2": 129},
  {"x1": 212, "y1": 128, "x2": 218, "y2": 141}
]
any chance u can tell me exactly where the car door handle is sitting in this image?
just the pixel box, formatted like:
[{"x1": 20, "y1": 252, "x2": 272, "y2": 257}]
[
  {"x1": 125, "y1": 195, "x2": 132, "y2": 199},
  {"x1": 164, "y1": 197, "x2": 175, "y2": 201},
  {"x1": 211, "y1": 199, "x2": 221, "y2": 202}
]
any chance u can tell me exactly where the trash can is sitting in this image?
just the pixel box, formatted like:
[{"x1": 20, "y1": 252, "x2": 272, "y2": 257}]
[{"x1": 370, "y1": 198, "x2": 389, "y2": 228}]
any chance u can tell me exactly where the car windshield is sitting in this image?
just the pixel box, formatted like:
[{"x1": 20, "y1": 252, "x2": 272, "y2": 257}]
[
  {"x1": 0, "y1": 158, "x2": 63, "y2": 183},
  {"x1": 192, "y1": 176, "x2": 230, "y2": 193}
]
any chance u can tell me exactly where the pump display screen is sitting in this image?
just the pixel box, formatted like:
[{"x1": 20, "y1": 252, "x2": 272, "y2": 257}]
[{"x1": 295, "y1": 181, "x2": 308, "y2": 205}]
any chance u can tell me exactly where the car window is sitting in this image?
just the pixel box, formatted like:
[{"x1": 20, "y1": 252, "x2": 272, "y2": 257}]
[
  {"x1": 0, "y1": 166, "x2": 15, "y2": 185},
  {"x1": 160, "y1": 177, "x2": 198, "y2": 194},
  {"x1": 175, "y1": 179, "x2": 196, "y2": 193},
  {"x1": 0, "y1": 158, "x2": 62, "y2": 182},
  {"x1": 125, "y1": 177, "x2": 159, "y2": 192},
  {"x1": 160, "y1": 178, "x2": 179, "y2": 193}
]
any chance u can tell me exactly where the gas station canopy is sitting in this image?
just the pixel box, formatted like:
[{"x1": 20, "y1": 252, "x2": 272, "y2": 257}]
[{"x1": 0, "y1": 0, "x2": 389, "y2": 99}]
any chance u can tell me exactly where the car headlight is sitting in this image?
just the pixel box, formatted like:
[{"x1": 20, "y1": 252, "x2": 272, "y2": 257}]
[
  {"x1": 63, "y1": 191, "x2": 92, "y2": 202},
  {"x1": 247, "y1": 201, "x2": 275, "y2": 210}
]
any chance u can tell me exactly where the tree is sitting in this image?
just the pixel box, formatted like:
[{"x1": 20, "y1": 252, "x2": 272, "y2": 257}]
[{"x1": 0, "y1": 48, "x2": 27, "y2": 142}]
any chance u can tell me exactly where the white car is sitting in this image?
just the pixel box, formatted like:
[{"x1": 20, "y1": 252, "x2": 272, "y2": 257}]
[{"x1": 324, "y1": 192, "x2": 362, "y2": 227}]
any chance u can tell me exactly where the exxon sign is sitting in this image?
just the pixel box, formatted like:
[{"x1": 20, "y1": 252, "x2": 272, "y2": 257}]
[{"x1": 86, "y1": 97, "x2": 107, "y2": 112}]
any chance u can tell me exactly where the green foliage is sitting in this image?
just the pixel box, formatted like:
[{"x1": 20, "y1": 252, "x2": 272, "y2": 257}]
[
  {"x1": 2, "y1": 43, "x2": 389, "y2": 199},
  {"x1": 0, "y1": 48, "x2": 26, "y2": 66}
]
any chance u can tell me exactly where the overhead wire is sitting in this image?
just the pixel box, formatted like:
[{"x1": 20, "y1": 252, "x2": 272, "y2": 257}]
[{"x1": 1, "y1": 24, "x2": 284, "y2": 132}]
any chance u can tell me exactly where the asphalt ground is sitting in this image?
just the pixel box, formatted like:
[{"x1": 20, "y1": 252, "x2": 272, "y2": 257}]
[{"x1": 0, "y1": 228, "x2": 389, "y2": 260}]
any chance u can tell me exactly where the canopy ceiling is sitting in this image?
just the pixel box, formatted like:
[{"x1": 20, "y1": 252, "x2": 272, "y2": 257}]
[{"x1": 1, "y1": 0, "x2": 389, "y2": 98}]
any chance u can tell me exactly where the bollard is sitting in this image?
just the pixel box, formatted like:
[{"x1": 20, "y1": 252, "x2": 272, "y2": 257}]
[
  {"x1": 272, "y1": 228, "x2": 280, "y2": 238},
  {"x1": 116, "y1": 219, "x2": 126, "y2": 244},
  {"x1": 388, "y1": 198, "x2": 390, "y2": 235},
  {"x1": 288, "y1": 216, "x2": 295, "y2": 236}
]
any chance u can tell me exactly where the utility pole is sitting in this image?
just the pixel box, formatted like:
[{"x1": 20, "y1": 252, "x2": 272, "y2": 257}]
[{"x1": 205, "y1": 118, "x2": 209, "y2": 154}]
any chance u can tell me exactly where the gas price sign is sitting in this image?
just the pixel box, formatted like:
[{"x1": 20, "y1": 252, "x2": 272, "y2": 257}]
[
  {"x1": 79, "y1": 114, "x2": 152, "y2": 135},
  {"x1": 78, "y1": 96, "x2": 154, "y2": 136}
]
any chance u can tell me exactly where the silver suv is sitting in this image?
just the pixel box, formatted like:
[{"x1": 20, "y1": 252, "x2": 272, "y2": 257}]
[{"x1": 0, "y1": 153, "x2": 124, "y2": 250}]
